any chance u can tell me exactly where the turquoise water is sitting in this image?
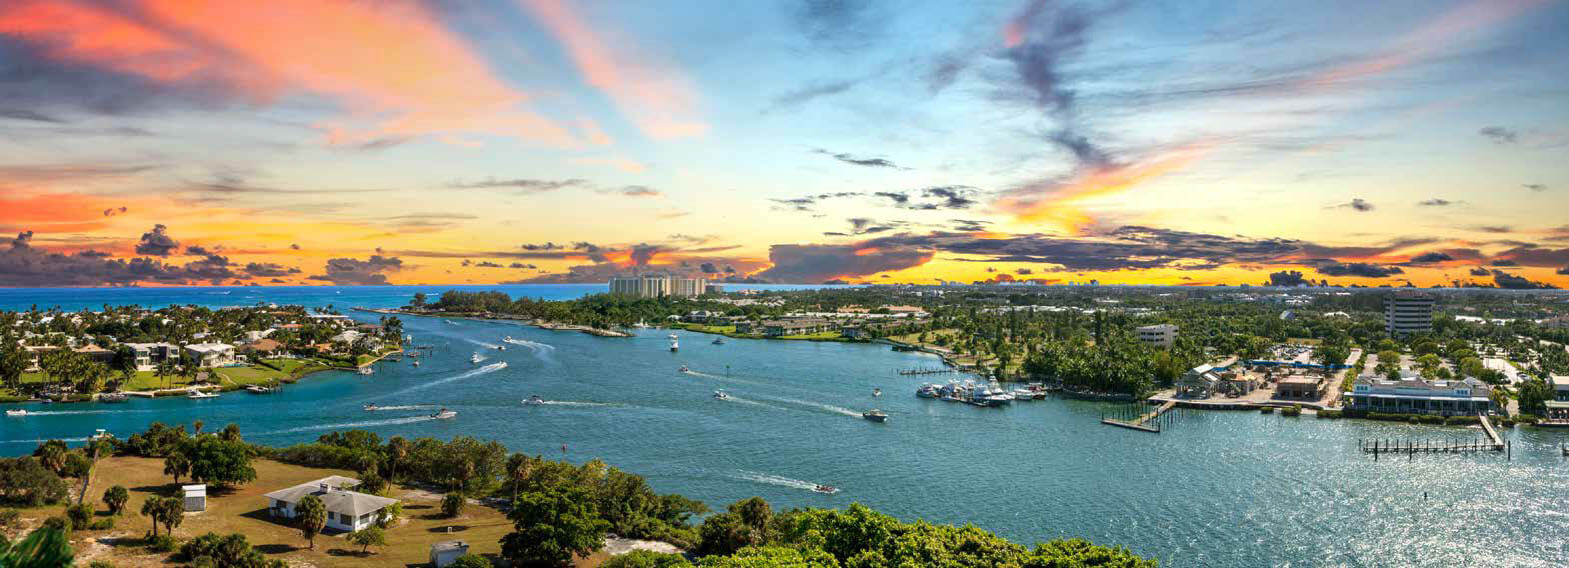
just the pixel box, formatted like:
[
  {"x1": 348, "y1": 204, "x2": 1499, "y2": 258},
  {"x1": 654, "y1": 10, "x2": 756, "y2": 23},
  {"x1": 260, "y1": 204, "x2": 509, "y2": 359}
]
[{"x1": 2, "y1": 287, "x2": 1566, "y2": 566}]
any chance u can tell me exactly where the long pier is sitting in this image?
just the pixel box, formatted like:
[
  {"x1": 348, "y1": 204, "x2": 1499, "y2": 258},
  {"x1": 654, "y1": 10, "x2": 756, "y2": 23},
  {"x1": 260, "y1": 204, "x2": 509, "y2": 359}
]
[
  {"x1": 1359, "y1": 413, "x2": 1508, "y2": 458},
  {"x1": 897, "y1": 367, "x2": 955, "y2": 376},
  {"x1": 1101, "y1": 400, "x2": 1178, "y2": 433}
]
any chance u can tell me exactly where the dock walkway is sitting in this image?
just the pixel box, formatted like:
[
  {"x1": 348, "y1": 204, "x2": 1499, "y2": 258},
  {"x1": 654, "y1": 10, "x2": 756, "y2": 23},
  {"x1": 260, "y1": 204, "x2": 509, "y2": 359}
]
[{"x1": 1101, "y1": 400, "x2": 1177, "y2": 433}]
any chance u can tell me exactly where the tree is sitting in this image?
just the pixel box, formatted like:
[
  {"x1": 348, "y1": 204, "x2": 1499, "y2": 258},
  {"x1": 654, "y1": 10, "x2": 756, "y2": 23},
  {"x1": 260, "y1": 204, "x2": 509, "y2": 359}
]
[
  {"x1": 0, "y1": 525, "x2": 74, "y2": 567},
  {"x1": 603, "y1": 550, "x2": 692, "y2": 568},
  {"x1": 442, "y1": 493, "x2": 466, "y2": 518},
  {"x1": 103, "y1": 486, "x2": 129, "y2": 516},
  {"x1": 140, "y1": 496, "x2": 183, "y2": 538},
  {"x1": 163, "y1": 452, "x2": 191, "y2": 484},
  {"x1": 347, "y1": 525, "x2": 386, "y2": 555},
  {"x1": 219, "y1": 423, "x2": 243, "y2": 443},
  {"x1": 33, "y1": 440, "x2": 69, "y2": 476},
  {"x1": 180, "y1": 437, "x2": 256, "y2": 487},
  {"x1": 296, "y1": 494, "x2": 327, "y2": 549},
  {"x1": 449, "y1": 555, "x2": 493, "y2": 568},
  {"x1": 65, "y1": 503, "x2": 93, "y2": 529},
  {"x1": 0, "y1": 346, "x2": 27, "y2": 391},
  {"x1": 500, "y1": 486, "x2": 609, "y2": 567}
]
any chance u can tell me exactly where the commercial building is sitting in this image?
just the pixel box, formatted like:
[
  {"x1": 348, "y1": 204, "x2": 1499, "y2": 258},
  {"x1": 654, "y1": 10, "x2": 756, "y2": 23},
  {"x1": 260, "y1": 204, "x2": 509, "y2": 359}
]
[
  {"x1": 1344, "y1": 373, "x2": 1493, "y2": 416},
  {"x1": 1384, "y1": 291, "x2": 1435, "y2": 336},
  {"x1": 608, "y1": 275, "x2": 709, "y2": 298},
  {"x1": 1136, "y1": 324, "x2": 1178, "y2": 349},
  {"x1": 1546, "y1": 375, "x2": 1569, "y2": 421}
]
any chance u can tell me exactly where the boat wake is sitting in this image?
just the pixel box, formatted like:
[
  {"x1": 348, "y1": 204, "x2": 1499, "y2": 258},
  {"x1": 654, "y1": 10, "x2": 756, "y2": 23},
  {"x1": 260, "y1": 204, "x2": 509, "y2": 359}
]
[
  {"x1": 503, "y1": 338, "x2": 555, "y2": 351},
  {"x1": 467, "y1": 339, "x2": 502, "y2": 350},
  {"x1": 257, "y1": 415, "x2": 441, "y2": 436},
  {"x1": 13, "y1": 408, "x2": 157, "y2": 416},
  {"x1": 365, "y1": 405, "x2": 433, "y2": 411},
  {"x1": 0, "y1": 436, "x2": 89, "y2": 445},
  {"x1": 681, "y1": 369, "x2": 773, "y2": 388},
  {"x1": 734, "y1": 471, "x2": 826, "y2": 492},
  {"x1": 749, "y1": 395, "x2": 860, "y2": 418},
  {"x1": 386, "y1": 362, "x2": 507, "y2": 397},
  {"x1": 538, "y1": 401, "x2": 617, "y2": 407}
]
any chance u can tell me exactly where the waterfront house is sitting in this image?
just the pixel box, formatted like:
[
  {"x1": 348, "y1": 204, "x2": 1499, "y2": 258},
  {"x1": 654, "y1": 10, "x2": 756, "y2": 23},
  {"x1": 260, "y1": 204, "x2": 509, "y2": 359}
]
[
  {"x1": 735, "y1": 321, "x2": 760, "y2": 334},
  {"x1": 238, "y1": 338, "x2": 283, "y2": 358},
  {"x1": 1344, "y1": 373, "x2": 1493, "y2": 415},
  {"x1": 1546, "y1": 375, "x2": 1569, "y2": 421},
  {"x1": 264, "y1": 476, "x2": 398, "y2": 532},
  {"x1": 331, "y1": 330, "x2": 362, "y2": 344},
  {"x1": 762, "y1": 318, "x2": 834, "y2": 337},
  {"x1": 73, "y1": 344, "x2": 115, "y2": 364},
  {"x1": 184, "y1": 343, "x2": 237, "y2": 367},
  {"x1": 124, "y1": 342, "x2": 179, "y2": 371},
  {"x1": 1175, "y1": 364, "x2": 1223, "y2": 398}
]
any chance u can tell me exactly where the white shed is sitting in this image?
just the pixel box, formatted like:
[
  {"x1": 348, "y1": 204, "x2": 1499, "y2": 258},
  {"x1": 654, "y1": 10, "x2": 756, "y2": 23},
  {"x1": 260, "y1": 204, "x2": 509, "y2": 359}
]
[
  {"x1": 182, "y1": 484, "x2": 206, "y2": 512},
  {"x1": 430, "y1": 540, "x2": 469, "y2": 567}
]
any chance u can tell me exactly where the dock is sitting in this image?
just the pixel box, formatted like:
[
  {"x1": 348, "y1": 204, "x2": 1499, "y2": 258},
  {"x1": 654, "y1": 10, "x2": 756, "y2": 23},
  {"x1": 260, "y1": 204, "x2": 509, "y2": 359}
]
[
  {"x1": 897, "y1": 367, "x2": 955, "y2": 376},
  {"x1": 1359, "y1": 413, "x2": 1508, "y2": 458},
  {"x1": 1101, "y1": 400, "x2": 1178, "y2": 433}
]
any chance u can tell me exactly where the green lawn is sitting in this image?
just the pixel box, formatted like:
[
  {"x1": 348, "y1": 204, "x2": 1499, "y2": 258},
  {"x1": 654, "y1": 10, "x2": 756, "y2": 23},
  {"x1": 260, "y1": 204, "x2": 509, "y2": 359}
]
[
  {"x1": 672, "y1": 323, "x2": 740, "y2": 334},
  {"x1": 778, "y1": 331, "x2": 847, "y2": 341},
  {"x1": 17, "y1": 358, "x2": 332, "y2": 393}
]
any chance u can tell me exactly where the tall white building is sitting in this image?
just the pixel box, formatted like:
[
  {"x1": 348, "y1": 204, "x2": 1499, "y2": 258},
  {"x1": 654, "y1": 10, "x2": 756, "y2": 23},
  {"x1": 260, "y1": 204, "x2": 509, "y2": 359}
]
[
  {"x1": 1136, "y1": 324, "x2": 1178, "y2": 349},
  {"x1": 608, "y1": 275, "x2": 708, "y2": 298},
  {"x1": 1385, "y1": 291, "x2": 1435, "y2": 336}
]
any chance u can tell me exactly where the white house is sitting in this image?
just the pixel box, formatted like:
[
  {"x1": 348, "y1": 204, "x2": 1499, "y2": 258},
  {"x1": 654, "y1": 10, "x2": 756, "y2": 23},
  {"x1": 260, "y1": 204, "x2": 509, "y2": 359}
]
[
  {"x1": 184, "y1": 343, "x2": 237, "y2": 367},
  {"x1": 124, "y1": 342, "x2": 180, "y2": 371},
  {"x1": 264, "y1": 476, "x2": 398, "y2": 532}
]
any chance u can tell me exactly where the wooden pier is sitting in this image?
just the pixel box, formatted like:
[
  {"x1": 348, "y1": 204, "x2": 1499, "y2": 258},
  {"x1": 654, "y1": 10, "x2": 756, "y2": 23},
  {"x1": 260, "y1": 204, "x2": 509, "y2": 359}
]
[
  {"x1": 1101, "y1": 400, "x2": 1179, "y2": 434},
  {"x1": 1360, "y1": 413, "x2": 1509, "y2": 459},
  {"x1": 897, "y1": 367, "x2": 955, "y2": 376}
]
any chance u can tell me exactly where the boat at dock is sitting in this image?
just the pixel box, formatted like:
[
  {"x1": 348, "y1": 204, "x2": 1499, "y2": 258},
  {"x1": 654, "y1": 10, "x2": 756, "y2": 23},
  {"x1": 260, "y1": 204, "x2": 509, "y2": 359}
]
[
  {"x1": 187, "y1": 389, "x2": 218, "y2": 399},
  {"x1": 431, "y1": 408, "x2": 457, "y2": 419},
  {"x1": 245, "y1": 385, "x2": 274, "y2": 394},
  {"x1": 915, "y1": 384, "x2": 939, "y2": 398},
  {"x1": 712, "y1": 337, "x2": 725, "y2": 345},
  {"x1": 99, "y1": 392, "x2": 129, "y2": 402},
  {"x1": 862, "y1": 409, "x2": 888, "y2": 423},
  {"x1": 358, "y1": 367, "x2": 374, "y2": 376}
]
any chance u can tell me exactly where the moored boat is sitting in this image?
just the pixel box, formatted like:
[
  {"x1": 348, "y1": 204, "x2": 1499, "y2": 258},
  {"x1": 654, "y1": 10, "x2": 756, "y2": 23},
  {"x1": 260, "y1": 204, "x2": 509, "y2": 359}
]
[
  {"x1": 358, "y1": 367, "x2": 374, "y2": 376},
  {"x1": 99, "y1": 392, "x2": 129, "y2": 402},
  {"x1": 188, "y1": 389, "x2": 217, "y2": 399},
  {"x1": 712, "y1": 337, "x2": 725, "y2": 345},
  {"x1": 915, "y1": 384, "x2": 939, "y2": 398},
  {"x1": 245, "y1": 385, "x2": 274, "y2": 394}
]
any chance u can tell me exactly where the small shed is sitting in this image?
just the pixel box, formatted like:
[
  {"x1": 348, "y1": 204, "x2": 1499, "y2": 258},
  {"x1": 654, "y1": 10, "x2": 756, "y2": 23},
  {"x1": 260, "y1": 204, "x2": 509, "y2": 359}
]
[
  {"x1": 430, "y1": 540, "x2": 469, "y2": 567},
  {"x1": 182, "y1": 484, "x2": 207, "y2": 512}
]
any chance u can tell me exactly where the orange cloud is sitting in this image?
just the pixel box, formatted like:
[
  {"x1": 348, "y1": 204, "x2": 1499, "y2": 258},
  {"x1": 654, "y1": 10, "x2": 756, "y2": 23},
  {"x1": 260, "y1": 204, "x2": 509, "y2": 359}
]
[
  {"x1": 995, "y1": 141, "x2": 1212, "y2": 232},
  {"x1": 0, "y1": 0, "x2": 593, "y2": 147},
  {"x1": 519, "y1": 0, "x2": 705, "y2": 139}
]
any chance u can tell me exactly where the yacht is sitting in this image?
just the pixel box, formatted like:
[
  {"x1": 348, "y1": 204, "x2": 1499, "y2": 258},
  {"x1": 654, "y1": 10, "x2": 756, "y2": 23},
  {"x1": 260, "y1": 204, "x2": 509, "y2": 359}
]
[
  {"x1": 861, "y1": 409, "x2": 889, "y2": 423},
  {"x1": 523, "y1": 395, "x2": 545, "y2": 406},
  {"x1": 470, "y1": 353, "x2": 483, "y2": 365},
  {"x1": 812, "y1": 484, "x2": 839, "y2": 494},
  {"x1": 713, "y1": 390, "x2": 729, "y2": 400},
  {"x1": 188, "y1": 389, "x2": 218, "y2": 399},
  {"x1": 358, "y1": 367, "x2": 374, "y2": 376},
  {"x1": 431, "y1": 408, "x2": 457, "y2": 419},
  {"x1": 5, "y1": 409, "x2": 26, "y2": 417},
  {"x1": 915, "y1": 384, "x2": 939, "y2": 398},
  {"x1": 245, "y1": 385, "x2": 274, "y2": 394},
  {"x1": 99, "y1": 392, "x2": 129, "y2": 403},
  {"x1": 670, "y1": 337, "x2": 679, "y2": 352}
]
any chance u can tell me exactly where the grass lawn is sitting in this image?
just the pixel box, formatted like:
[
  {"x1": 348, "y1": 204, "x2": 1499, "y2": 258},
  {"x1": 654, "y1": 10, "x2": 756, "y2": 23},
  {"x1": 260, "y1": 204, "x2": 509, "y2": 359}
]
[
  {"x1": 18, "y1": 359, "x2": 332, "y2": 394},
  {"x1": 778, "y1": 331, "x2": 847, "y2": 341},
  {"x1": 14, "y1": 457, "x2": 537, "y2": 567},
  {"x1": 674, "y1": 323, "x2": 738, "y2": 335}
]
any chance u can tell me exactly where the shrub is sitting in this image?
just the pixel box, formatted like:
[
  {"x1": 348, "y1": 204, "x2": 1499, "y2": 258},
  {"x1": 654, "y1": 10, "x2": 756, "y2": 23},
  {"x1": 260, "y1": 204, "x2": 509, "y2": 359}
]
[
  {"x1": 449, "y1": 555, "x2": 493, "y2": 568},
  {"x1": 179, "y1": 531, "x2": 277, "y2": 566},
  {"x1": 88, "y1": 516, "x2": 116, "y2": 531},
  {"x1": 147, "y1": 534, "x2": 178, "y2": 553},
  {"x1": 103, "y1": 485, "x2": 130, "y2": 515},
  {"x1": 1259, "y1": 407, "x2": 1274, "y2": 414},
  {"x1": 66, "y1": 502, "x2": 95, "y2": 529},
  {"x1": 604, "y1": 550, "x2": 694, "y2": 568},
  {"x1": 0, "y1": 456, "x2": 70, "y2": 506},
  {"x1": 1280, "y1": 406, "x2": 1302, "y2": 417},
  {"x1": 441, "y1": 493, "x2": 465, "y2": 518},
  {"x1": 1317, "y1": 409, "x2": 1343, "y2": 419},
  {"x1": 0, "y1": 508, "x2": 20, "y2": 528},
  {"x1": 88, "y1": 561, "x2": 115, "y2": 568},
  {"x1": 42, "y1": 515, "x2": 72, "y2": 535}
]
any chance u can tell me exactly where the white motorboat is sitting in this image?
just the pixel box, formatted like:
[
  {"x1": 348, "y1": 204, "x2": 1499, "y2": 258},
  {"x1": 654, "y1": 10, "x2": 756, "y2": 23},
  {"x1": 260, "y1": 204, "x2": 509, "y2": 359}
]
[
  {"x1": 679, "y1": 365, "x2": 690, "y2": 373},
  {"x1": 99, "y1": 392, "x2": 129, "y2": 402},
  {"x1": 670, "y1": 335, "x2": 679, "y2": 351},
  {"x1": 245, "y1": 385, "x2": 274, "y2": 394},
  {"x1": 5, "y1": 409, "x2": 26, "y2": 417},
  {"x1": 713, "y1": 390, "x2": 729, "y2": 400},
  {"x1": 188, "y1": 389, "x2": 218, "y2": 399},
  {"x1": 431, "y1": 408, "x2": 457, "y2": 419},
  {"x1": 862, "y1": 409, "x2": 889, "y2": 423},
  {"x1": 364, "y1": 403, "x2": 381, "y2": 411},
  {"x1": 358, "y1": 367, "x2": 374, "y2": 376},
  {"x1": 523, "y1": 395, "x2": 545, "y2": 406},
  {"x1": 412, "y1": 360, "x2": 421, "y2": 367},
  {"x1": 872, "y1": 388, "x2": 882, "y2": 398},
  {"x1": 812, "y1": 484, "x2": 839, "y2": 494},
  {"x1": 470, "y1": 353, "x2": 482, "y2": 365}
]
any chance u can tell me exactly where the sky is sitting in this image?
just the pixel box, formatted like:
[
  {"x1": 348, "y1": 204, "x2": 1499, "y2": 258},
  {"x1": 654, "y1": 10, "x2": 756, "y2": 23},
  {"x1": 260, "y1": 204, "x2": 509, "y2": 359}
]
[{"x1": 1, "y1": 0, "x2": 1567, "y2": 288}]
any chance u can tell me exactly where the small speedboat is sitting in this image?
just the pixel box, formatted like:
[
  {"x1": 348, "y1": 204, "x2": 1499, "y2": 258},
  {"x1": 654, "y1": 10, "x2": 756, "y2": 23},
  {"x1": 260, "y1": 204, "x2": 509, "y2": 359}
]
[
  {"x1": 358, "y1": 367, "x2": 374, "y2": 376},
  {"x1": 872, "y1": 388, "x2": 882, "y2": 398},
  {"x1": 713, "y1": 390, "x2": 729, "y2": 400},
  {"x1": 812, "y1": 484, "x2": 839, "y2": 494},
  {"x1": 496, "y1": 345, "x2": 506, "y2": 351},
  {"x1": 412, "y1": 360, "x2": 421, "y2": 367},
  {"x1": 523, "y1": 395, "x2": 545, "y2": 406},
  {"x1": 862, "y1": 409, "x2": 888, "y2": 423},
  {"x1": 5, "y1": 409, "x2": 26, "y2": 417},
  {"x1": 431, "y1": 408, "x2": 457, "y2": 419},
  {"x1": 679, "y1": 365, "x2": 690, "y2": 373},
  {"x1": 364, "y1": 403, "x2": 381, "y2": 411},
  {"x1": 245, "y1": 385, "x2": 273, "y2": 394},
  {"x1": 712, "y1": 337, "x2": 725, "y2": 345},
  {"x1": 188, "y1": 390, "x2": 217, "y2": 399},
  {"x1": 470, "y1": 353, "x2": 482, "y2": 365}
]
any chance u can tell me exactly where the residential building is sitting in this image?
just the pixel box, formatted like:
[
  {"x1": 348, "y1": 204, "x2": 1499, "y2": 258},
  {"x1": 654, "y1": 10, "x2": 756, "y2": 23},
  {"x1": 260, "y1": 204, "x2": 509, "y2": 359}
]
[
  {"x1": 1546, "y1": 375, "x2": 1569, "y2": 421},
  {"x1": 608, "y1": 275, "x2": 708, "y2": 298},
  {"x1": 1344, "y1": 373, "x2": 1493, "y2": 415},
  {"x1": 762, "y1": 318, "x2": 834, "y2": 337},
  {"x1": 238, "y1": 338, "x2": 283, "y2": 357},
  {"x1": 265, "y1": 476, "x2": 399, "y2": 532},
  {"x1": 1136, "y1": 324, "x2": 1178, "y2": 349},
  {"x1": 124, "y1": 342, "x2": 179, "y2": 371},
  {"x1": 1385, "y1": 291, "x2": 1435, "y2": 336},
  {"x1": 184, "y1": 343, "x2": 237, "y2": 367},
  {"x1": 73, "y1": 344, "x2": 115, "y2": 364}
]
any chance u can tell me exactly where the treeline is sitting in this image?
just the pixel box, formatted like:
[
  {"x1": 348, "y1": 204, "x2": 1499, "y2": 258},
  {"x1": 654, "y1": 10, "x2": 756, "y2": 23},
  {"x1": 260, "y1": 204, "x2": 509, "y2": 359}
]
[
  {"x1": 411, "y1": 290, "x2": 778, "y2": 329},
  {"x1": 1022, "y1": 332, "x2": 1201, "y2": 397}
]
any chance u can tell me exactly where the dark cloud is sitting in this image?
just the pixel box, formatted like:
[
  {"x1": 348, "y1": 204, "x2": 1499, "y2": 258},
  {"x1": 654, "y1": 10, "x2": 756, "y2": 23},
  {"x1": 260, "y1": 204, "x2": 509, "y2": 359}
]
[
  {"x1": 508, "y1": 262, "x2": 537, "y2": 269},
  {"x1": 308, "y1": 255, "x2": 404, "y2": 285},
  {"x1": 290, "y1": 243, "x2": 301, "y2": 250},
  {"x1": 1408, "y1": 252, "x2": 1453, "y2": 264},
  {"x1": 629, "y1": 244, "x2": 662, "y2": 266},
  {"x1": 449, "y1": 178, "x2": 588, "y2": 192},
  {"x1": 1266, "y1": 270, "x2": 1309, "y2": 287},
  {"x1": 616, "y1": 185, "x2": 661, "y2": 197},
  {"x1": 521, "y1": 242, "x2": 564, "y2": 251},
  {"x1": 859, "y1": 226, "x2": 1301, "y2": 273},
  {"x1": 869, "y1": 186, "x2": 979, "y2": 210},
  {"x1": 1330, "y1": 198, "x2": 1374, "y2": 212},
  {"x1": 0, "y1": 37, "x2": 235, "y2": 119},
  {"x1": 243, "y1": 263, "x2": 300, "y2": 278},
  {"x1": 1417, "y1": 198, "x2": 1456, "y2": 207},
  {"x1": 793, "y1": 0, "x2": 879, "y2": 48},
  {"x1": 766, "y1": 79, "x2": 860, "y2": 111},
  {"x1": 1478, "y1": 126, "x2": 1518, "y2": 144},
  {"x1": 812, "y1": 148, "x2": 900, "y2": 168},
  {"x1": 475, "y1": 261, "x2": 503, "y2": 268},
  {"x1": 1, "y1": 230, "x2": 265, "y2": 286},
  {"x1": 1315, "y1": 263, "x2": 1404, "y2": 278},
  {"x1": 102, "y1": 206, "x2": 128, "y2": 217},
  {"x1": 1491, "y1": 246, "x2": 1569, "y2": 268},
  {"x1": 1015, "y1": 268, "x2": 1034, "y2": 275},
  {"x1": 0, "y1": 108, "x2": 64, "y2": 123},
  {"x1": 754, "y1": 243, "x2": 932, "y2": 283},
  {"x1": 134, "y1": 224, "x2": 180, "y2": 256},
  {"x1": 699, "y1": 262, "x2": 720, "y2": 274},
  {"x1": 1469, "y1": 267, "x2": 1491, "y2": 276},
  {"x1": 183, "y1": 254, "x2": 236, "y2": 283},
  {"x1": 185, "y1": 245, "x2": 214, "y2": 256},
  {"x1": 1473, "y1": 226, "x2": 1512, "y2": 234},
  {"x1": 950, "y1": 219, "x2": 991, "y2": 232},
  {"x1": 872, "y1": 192, "x2": 910, "y2": 207},
  {"x1": 1523, "y1": 183, "x2": 1547, "y2": 192},
  {"x1": 1045, "y1": 130, "x2": 1113, "y2": 168},
  {"x1": 1557, "y1": 266, "x2": 1569, "y2": 276},
  {"x1": 1490, "y1": 259, "x2": 1518, "y2": 267},
  {"x1": 771, "y1": 191, "x2": 862, "y2": 212},
  {"x1": 1491, "y1": 270, "x2": 1557, "y2": 290}
]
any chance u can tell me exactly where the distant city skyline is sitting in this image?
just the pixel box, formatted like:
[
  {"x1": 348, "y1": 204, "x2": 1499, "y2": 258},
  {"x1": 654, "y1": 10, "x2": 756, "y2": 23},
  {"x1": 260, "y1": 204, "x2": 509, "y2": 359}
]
[{"x1": 1, "y1": 0, "x2": 1566, "y2": 288}]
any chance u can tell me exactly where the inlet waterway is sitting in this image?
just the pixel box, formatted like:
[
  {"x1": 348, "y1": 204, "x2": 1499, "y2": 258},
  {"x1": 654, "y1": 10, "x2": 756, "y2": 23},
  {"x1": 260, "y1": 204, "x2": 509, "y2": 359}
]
[{"x1": 2, "y1": 286, "x2": 1565, "y2": 567}]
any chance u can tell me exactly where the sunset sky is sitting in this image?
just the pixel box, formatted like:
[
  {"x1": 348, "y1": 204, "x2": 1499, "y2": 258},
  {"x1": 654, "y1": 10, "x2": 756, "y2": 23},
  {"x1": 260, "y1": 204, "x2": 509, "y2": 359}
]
[{"x1": 2, "y1": 0, "x2": 1567, "y2": 288}]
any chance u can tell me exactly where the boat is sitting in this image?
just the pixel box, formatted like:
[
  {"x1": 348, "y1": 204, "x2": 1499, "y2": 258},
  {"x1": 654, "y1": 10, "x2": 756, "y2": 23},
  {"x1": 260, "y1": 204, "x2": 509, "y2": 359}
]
[
  {"x1": 412, "y1": 360, "x2": 421, "y2": 367},
  {"x1": 523, "y1": 395, "x2": 545, "y2": 406},
  {"x1": 678, "y1": 365, "x2": 690, "y2": 373},
  {"x1": 872, "y1": 388, "x2": 882, "y2": 398},
  {"x1": 915, "y1": 384, "x2": 939, "y2": 398},
  {"x1": 364, "y1": 403, "x2": 381, "y2": 411},
  {"x1": 188, "y1": 389, "x2": 218, "y2": 399},
  {"x1": 5, "y1": 409, "x2": 26, "y2": 417},
  {"x1": 245, "y1": 385, "x2": 273, "y2": 394},
  {"x1": 470, "y1": 353, "x2": 482, "y2": 364},
  {"x1": 431, "y1": 408, "x2": 457, "y2": 419},
  {"x1": 712, "y1": 337, "x2": 725, "y2": 345},
  {"x1": 670, "y1": 338, "x2": 679, "y2": 351},
  {"x1": 99, "y1": 392, "x2": 129, "y2": 403},
  {"x1": 713, "y1": 390, "x2": 729, "y2": 400},
  {"x1": 862, "y1": 409, "x2": 889, "y2": 423},
  {"x1": 812, "y1": 484, "x2": 839, "y2": 494},
  {"x1": 358, "y1": 367, "x2": 374, "y2": 376},
  {"x1": 504, "y1": 335, "x2": 514, "y2": 342}
]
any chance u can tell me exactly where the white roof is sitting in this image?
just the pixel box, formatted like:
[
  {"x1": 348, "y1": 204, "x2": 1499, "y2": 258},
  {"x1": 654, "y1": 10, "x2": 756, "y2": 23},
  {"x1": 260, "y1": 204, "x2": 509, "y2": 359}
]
[
  {"x1": 264, "y1": 476, "x2": 398, "y2": 517},
  {"x1": 185, "y1": 343, "x2": 234, "y2": 353}
]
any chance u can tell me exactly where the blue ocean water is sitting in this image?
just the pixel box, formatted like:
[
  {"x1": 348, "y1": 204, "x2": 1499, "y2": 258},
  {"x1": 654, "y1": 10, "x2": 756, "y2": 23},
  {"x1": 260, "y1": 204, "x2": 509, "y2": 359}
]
[{"x1": 1, "y1": 285, "x2": 1565, "y2": 566}]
